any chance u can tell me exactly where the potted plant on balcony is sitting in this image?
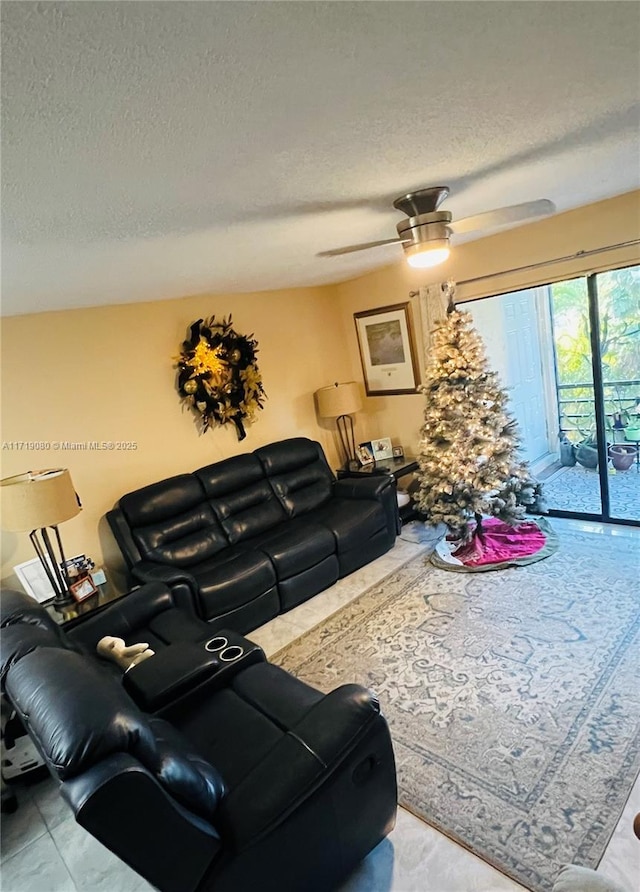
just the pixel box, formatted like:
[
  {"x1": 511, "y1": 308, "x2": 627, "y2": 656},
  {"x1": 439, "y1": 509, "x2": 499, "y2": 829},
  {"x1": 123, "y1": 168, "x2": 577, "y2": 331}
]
[
  {"x1": 623, "y1": 397, "x2": 640, "y2": 444},
  {"x1": 575, "y1": 429, "x2": 599, "y2": 469},
  {"x1": 609, "y1": 443, "x2": 638, "y2": 471}
]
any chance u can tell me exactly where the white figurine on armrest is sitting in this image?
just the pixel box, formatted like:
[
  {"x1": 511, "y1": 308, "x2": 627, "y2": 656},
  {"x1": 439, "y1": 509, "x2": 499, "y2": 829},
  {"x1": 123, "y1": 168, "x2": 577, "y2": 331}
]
[{"x1": 96, "y1": 636, "x2": 155, "y2": 671}]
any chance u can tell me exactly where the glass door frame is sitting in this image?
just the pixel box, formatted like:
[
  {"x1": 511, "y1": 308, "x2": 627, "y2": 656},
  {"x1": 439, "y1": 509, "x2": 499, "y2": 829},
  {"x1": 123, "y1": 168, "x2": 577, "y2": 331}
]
[{"x1": 547, "y1": 267, "x2": 639, "y2": 527}]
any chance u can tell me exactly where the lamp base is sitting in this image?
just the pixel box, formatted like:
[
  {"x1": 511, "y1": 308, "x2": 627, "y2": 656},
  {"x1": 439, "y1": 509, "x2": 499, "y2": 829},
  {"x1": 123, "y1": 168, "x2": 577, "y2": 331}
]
[{"x1": 51, "y1": 591, "x2": 74, "y2": 612}]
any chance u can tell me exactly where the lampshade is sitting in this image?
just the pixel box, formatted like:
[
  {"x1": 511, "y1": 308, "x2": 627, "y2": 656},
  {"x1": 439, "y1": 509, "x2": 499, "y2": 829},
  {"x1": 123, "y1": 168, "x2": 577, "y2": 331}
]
[
  {"x1": 1, "y1": 469, "x2": 81, "y2": 531},
  {"x1": 316, "y1": 382, "x2": 362, "y2": 418},
  {"x1": 405, "y1": 240, "x2": 451, "y2": 269}
]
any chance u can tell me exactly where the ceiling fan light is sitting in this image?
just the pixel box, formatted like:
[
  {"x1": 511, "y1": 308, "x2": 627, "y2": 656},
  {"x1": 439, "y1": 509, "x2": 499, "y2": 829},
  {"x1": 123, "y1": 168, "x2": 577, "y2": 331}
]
[{"x1": 405, "y1": 240, "x2": 450, "y2": 269}]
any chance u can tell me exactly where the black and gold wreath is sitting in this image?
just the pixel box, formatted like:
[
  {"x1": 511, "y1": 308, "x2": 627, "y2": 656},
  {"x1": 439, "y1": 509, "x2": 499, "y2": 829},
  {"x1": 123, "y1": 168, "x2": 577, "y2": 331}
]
[{"x1": 176, "y1": 316, "x2": 265, "y2": 441}]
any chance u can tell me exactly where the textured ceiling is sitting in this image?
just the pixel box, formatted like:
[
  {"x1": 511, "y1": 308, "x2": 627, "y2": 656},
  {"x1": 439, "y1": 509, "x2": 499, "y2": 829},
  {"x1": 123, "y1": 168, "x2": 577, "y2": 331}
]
[{"x1": 2, "y1": 1, "x2": 639, "y2": 316}]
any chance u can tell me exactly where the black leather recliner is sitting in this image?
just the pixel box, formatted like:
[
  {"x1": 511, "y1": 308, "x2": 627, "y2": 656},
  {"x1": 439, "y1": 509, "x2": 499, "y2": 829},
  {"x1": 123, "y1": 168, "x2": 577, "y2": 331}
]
[
  {"x1": 0, "y1": 590, "x2": 398, "y2": 892},
  {"x1": 107, "y1": 437, "x2": 398, "y2": 635}
]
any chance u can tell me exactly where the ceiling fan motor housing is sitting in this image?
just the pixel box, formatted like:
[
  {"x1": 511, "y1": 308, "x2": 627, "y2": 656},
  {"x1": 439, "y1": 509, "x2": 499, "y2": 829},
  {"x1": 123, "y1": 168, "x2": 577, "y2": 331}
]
[
  {"x1": 396, "y1": 211, "x2": 452, "y2": 246},
  {"x1": 393, "y1": 186, "x2": 450, "y2": 217}
]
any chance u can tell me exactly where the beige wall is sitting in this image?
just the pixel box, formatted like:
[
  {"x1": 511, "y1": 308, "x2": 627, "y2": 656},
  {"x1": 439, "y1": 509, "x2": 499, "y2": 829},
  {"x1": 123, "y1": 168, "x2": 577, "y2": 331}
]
[
  {"x1": 2, "y1": 190, "x2": 638, "y2": 591},
  {"x1": 1, "y1": 286, "x2": 351, "y2": 588},
  {"x1": 334, "y1": 190, "x2": 640, "y2": 456}
]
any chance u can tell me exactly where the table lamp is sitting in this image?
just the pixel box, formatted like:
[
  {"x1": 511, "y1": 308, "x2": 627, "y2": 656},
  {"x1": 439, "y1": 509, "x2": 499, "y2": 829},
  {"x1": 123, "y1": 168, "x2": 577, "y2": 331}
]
[
  {"x1": 315, "y1": 382, "x2": 363, "y2": 466},
  {"x1": 1, "y1": 469, "x2": 82, "y2": 608}
]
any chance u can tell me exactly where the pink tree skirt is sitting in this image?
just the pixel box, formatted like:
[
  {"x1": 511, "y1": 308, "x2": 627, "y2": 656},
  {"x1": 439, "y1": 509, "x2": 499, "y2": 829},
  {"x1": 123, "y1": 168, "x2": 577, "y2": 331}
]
[{"x1": 451, "y1": 518, "x2": 548, "y2": 568}]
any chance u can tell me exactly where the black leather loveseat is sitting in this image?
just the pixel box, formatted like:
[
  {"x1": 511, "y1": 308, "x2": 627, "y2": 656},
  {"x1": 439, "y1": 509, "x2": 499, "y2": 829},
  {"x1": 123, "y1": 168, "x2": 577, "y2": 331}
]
[
  {"x1": 1, "y1": 588, "x2": 398, "y2": 892},
  {"x1": 107, "y1": 437, "x2": 398, "y2": 634}
]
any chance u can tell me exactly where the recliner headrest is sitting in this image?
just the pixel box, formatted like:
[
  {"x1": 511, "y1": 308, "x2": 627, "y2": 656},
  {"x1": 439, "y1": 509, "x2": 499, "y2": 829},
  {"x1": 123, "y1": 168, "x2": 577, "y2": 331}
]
[
  {"x1": 0, "y1": 589, "x2": 75, "y2": 688},
  {"x1": 1, "y1": 588, "x2": 60, "y2": 629},
  {"x1": 254, "y1": 438, "x2": 324, "y2": 476},
  {"x1": 120, "y1": 475, "x2": 205, "y2": 526}
]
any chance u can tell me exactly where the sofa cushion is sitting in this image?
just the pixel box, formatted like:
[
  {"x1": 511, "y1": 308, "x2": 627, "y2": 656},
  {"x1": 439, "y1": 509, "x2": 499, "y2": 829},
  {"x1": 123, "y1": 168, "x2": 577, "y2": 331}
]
[
  {"x1": 196, "y1": 455, "x2": 287, "y2": 544},
  {"x1": 255, "y1": 438, "x2": 333, "y2": 517},
  {"x1": 249, "y1": 518, "x2": 335, "y2": 579},
  {"x1": 277, "y1": 557, "x2": 339, "y2": 611},
  {"x1": 189, "y1": 548, "x2": 277, "y2": 618}
]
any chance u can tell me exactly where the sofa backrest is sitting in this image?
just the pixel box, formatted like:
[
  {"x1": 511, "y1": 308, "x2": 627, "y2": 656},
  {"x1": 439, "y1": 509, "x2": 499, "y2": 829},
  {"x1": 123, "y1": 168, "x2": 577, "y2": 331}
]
[
  {"x1": 108, "y1": 438, "x2": 336, "y2": 566},
  {"x1": 119, "y1": 475, "x2": 229, "y2": 568},
  {"x1": 195, "y1": 454, "x2": 288, "y2": 545},
  {"x1": 255, "y1": 438, "x2": 334, "y2": 517},
  {"x1": 5, "y1": 646, "x2": 226, "y2": 823}
]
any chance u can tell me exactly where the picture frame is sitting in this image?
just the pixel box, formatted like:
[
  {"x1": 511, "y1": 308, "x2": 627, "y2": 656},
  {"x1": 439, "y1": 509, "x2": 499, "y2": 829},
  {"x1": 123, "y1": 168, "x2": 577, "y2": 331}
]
[
  {"x1": 392, "y1": 445, "x2": 405, "y2": 459},
  {"x1": 13, "y1": 557, "x2": 56, "y2": 604},
  {"x1": 69, "y1": 575, "x2": 98, "y2": 603},
  {"x1": 371, "y1": 437, "x2": 394, "y2": 461},
  {"x1": 356, "y1": 442, "x2": 375, "y2": 466},
  {"x1": 354, "y1": 302, "x2": 420, "y2": 396}
]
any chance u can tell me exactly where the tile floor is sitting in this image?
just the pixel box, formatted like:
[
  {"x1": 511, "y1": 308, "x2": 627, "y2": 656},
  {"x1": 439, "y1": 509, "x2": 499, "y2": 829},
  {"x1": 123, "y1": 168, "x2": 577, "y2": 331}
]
[
  {"x1": 1, "y1": 519, "x2": 638, "y2": 892},
  {"x1": 542, "y1": 463, "x2": 640, "y2": 522}
]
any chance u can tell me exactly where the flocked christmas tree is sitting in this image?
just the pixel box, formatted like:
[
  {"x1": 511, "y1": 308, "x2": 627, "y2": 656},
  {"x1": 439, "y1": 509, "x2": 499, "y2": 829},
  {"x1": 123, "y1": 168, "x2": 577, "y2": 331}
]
[{"x1": 415, "y1": 289, "x2": 544, "y2": 545}]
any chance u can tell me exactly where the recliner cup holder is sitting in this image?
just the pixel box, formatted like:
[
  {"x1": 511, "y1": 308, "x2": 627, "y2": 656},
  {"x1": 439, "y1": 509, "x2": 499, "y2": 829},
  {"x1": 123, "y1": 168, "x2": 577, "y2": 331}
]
[
  {"x1": 219, "y1": 645, "x2": 244, "y2": 662},
  {"x1": 204, "y1": 637, "x2": 245, "y2": 662},
  {"x1": 205, "y1": 636, "x2": 228, "y2": 652}
]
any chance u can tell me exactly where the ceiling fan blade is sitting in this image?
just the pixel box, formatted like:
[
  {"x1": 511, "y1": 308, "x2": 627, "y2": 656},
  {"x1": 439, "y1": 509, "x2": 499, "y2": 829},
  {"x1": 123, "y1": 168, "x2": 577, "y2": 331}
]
[
  {"x1": 449, "y1": 199, "x2": 556, "y2": 236},
  {"x1": 318, "y1": 237, "x2": 408, "y2": 257}
]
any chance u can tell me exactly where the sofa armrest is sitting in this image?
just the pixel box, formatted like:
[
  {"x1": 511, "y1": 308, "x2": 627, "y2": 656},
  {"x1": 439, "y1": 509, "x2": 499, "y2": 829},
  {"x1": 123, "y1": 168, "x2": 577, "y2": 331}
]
[
  {"x1": 291, "y1": 683, "x2": 381, "y2": 763},
  {"x1": 62, "y1": 752, "x2": 220, "y2": 892},
  {"x1": 334, "y1": 475, "x2": 399, "y2": 536},
  {"x1": 131, "y1": 561, "x2": 200, "y2": 613},
  {"x1": 333, "y1": 475, "x2": 394, "y2": 500},
  {"x1": 64, "y1": 582, "x2": 176, "y2": 649},
  {"x1": 219, "y1": 684, "x2": 381, "y2": 850},
  {"x1": 124, "y1": 634, "x2": 265, "y2": 713}
]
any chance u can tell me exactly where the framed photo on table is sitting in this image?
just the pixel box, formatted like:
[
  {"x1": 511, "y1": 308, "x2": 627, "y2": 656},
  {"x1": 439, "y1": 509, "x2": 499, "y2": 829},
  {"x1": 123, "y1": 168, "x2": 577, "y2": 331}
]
[
  {"x1": 354, "y1": 302, "x2": 420, "y2": 396},
  {"x1": 69, "y1": 575, "x2": 98, "y2": 603},
  {"x1": 356, "y1": 442, "x2": 375, "y2": 466},
  {"x1": 13, "y1": 557, "x2": 56, "y2": 603},
  {"x1": 371, "y1": 437, "x2": 393, "y2": 461}
]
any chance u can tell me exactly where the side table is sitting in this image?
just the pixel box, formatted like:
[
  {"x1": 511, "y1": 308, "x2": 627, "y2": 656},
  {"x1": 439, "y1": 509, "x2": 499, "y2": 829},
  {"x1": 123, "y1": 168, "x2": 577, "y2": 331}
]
[
  {"x1": 47, "y1": 581, "x2": 125, "y2": 626},
  {"x1": 337, "y1": 455, "x2": 420, "y2": 525}
]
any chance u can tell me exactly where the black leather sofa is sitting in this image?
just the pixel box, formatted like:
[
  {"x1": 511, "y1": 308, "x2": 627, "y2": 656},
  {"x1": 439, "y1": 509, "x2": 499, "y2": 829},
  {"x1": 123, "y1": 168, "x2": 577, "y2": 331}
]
[
  {"x1": 1, "y1": 588, "x2": 398, "y2": 892},
  {"x1": 107, "y1": 437, "x2": 398, "y2": 634}
]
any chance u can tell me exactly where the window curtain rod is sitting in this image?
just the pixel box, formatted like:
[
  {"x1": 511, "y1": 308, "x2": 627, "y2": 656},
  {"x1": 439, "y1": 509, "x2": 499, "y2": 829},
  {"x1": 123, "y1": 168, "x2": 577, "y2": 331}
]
[{"x1": 408, "y1": 238, "x2": 640, "y2": 296}]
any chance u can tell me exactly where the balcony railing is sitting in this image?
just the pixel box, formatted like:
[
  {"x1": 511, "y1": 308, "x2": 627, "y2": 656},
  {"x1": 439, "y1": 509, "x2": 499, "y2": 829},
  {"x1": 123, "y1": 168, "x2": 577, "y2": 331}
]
[{"x1": 558, "y1": 379, "x2": 640, "y2": 439}]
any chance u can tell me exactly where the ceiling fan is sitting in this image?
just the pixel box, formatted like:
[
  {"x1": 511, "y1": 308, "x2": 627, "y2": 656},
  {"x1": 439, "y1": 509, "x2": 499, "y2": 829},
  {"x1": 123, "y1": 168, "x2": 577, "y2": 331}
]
[{"x1": 318, "y1": 187, "x2": 556, "y2": 269}]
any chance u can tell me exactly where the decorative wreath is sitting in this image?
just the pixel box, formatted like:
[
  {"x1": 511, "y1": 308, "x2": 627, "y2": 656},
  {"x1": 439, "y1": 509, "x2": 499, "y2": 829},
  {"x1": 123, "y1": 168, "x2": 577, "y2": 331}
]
[{"x1": 176, "y1": 316, "x2": 266, "y2": 441}]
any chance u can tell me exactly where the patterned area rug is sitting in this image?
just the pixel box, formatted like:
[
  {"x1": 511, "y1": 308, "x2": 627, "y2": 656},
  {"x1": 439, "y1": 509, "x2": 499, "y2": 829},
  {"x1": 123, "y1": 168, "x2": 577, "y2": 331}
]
[{"x1": 273, "y1": 525, "x2": 640, "y2": 892}]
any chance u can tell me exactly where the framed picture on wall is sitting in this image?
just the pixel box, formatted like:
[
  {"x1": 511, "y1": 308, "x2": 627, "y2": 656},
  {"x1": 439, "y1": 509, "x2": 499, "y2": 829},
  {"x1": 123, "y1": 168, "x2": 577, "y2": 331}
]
[{"x1": 354, "y1": 302, "x2": 420, "y2": 395}]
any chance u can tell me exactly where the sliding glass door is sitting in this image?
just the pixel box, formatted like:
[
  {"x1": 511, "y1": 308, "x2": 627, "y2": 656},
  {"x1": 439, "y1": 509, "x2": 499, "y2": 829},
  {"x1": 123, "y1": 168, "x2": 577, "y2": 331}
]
[{"x1": 459, "y1": 263, "x2": 639, "y2": 525}]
